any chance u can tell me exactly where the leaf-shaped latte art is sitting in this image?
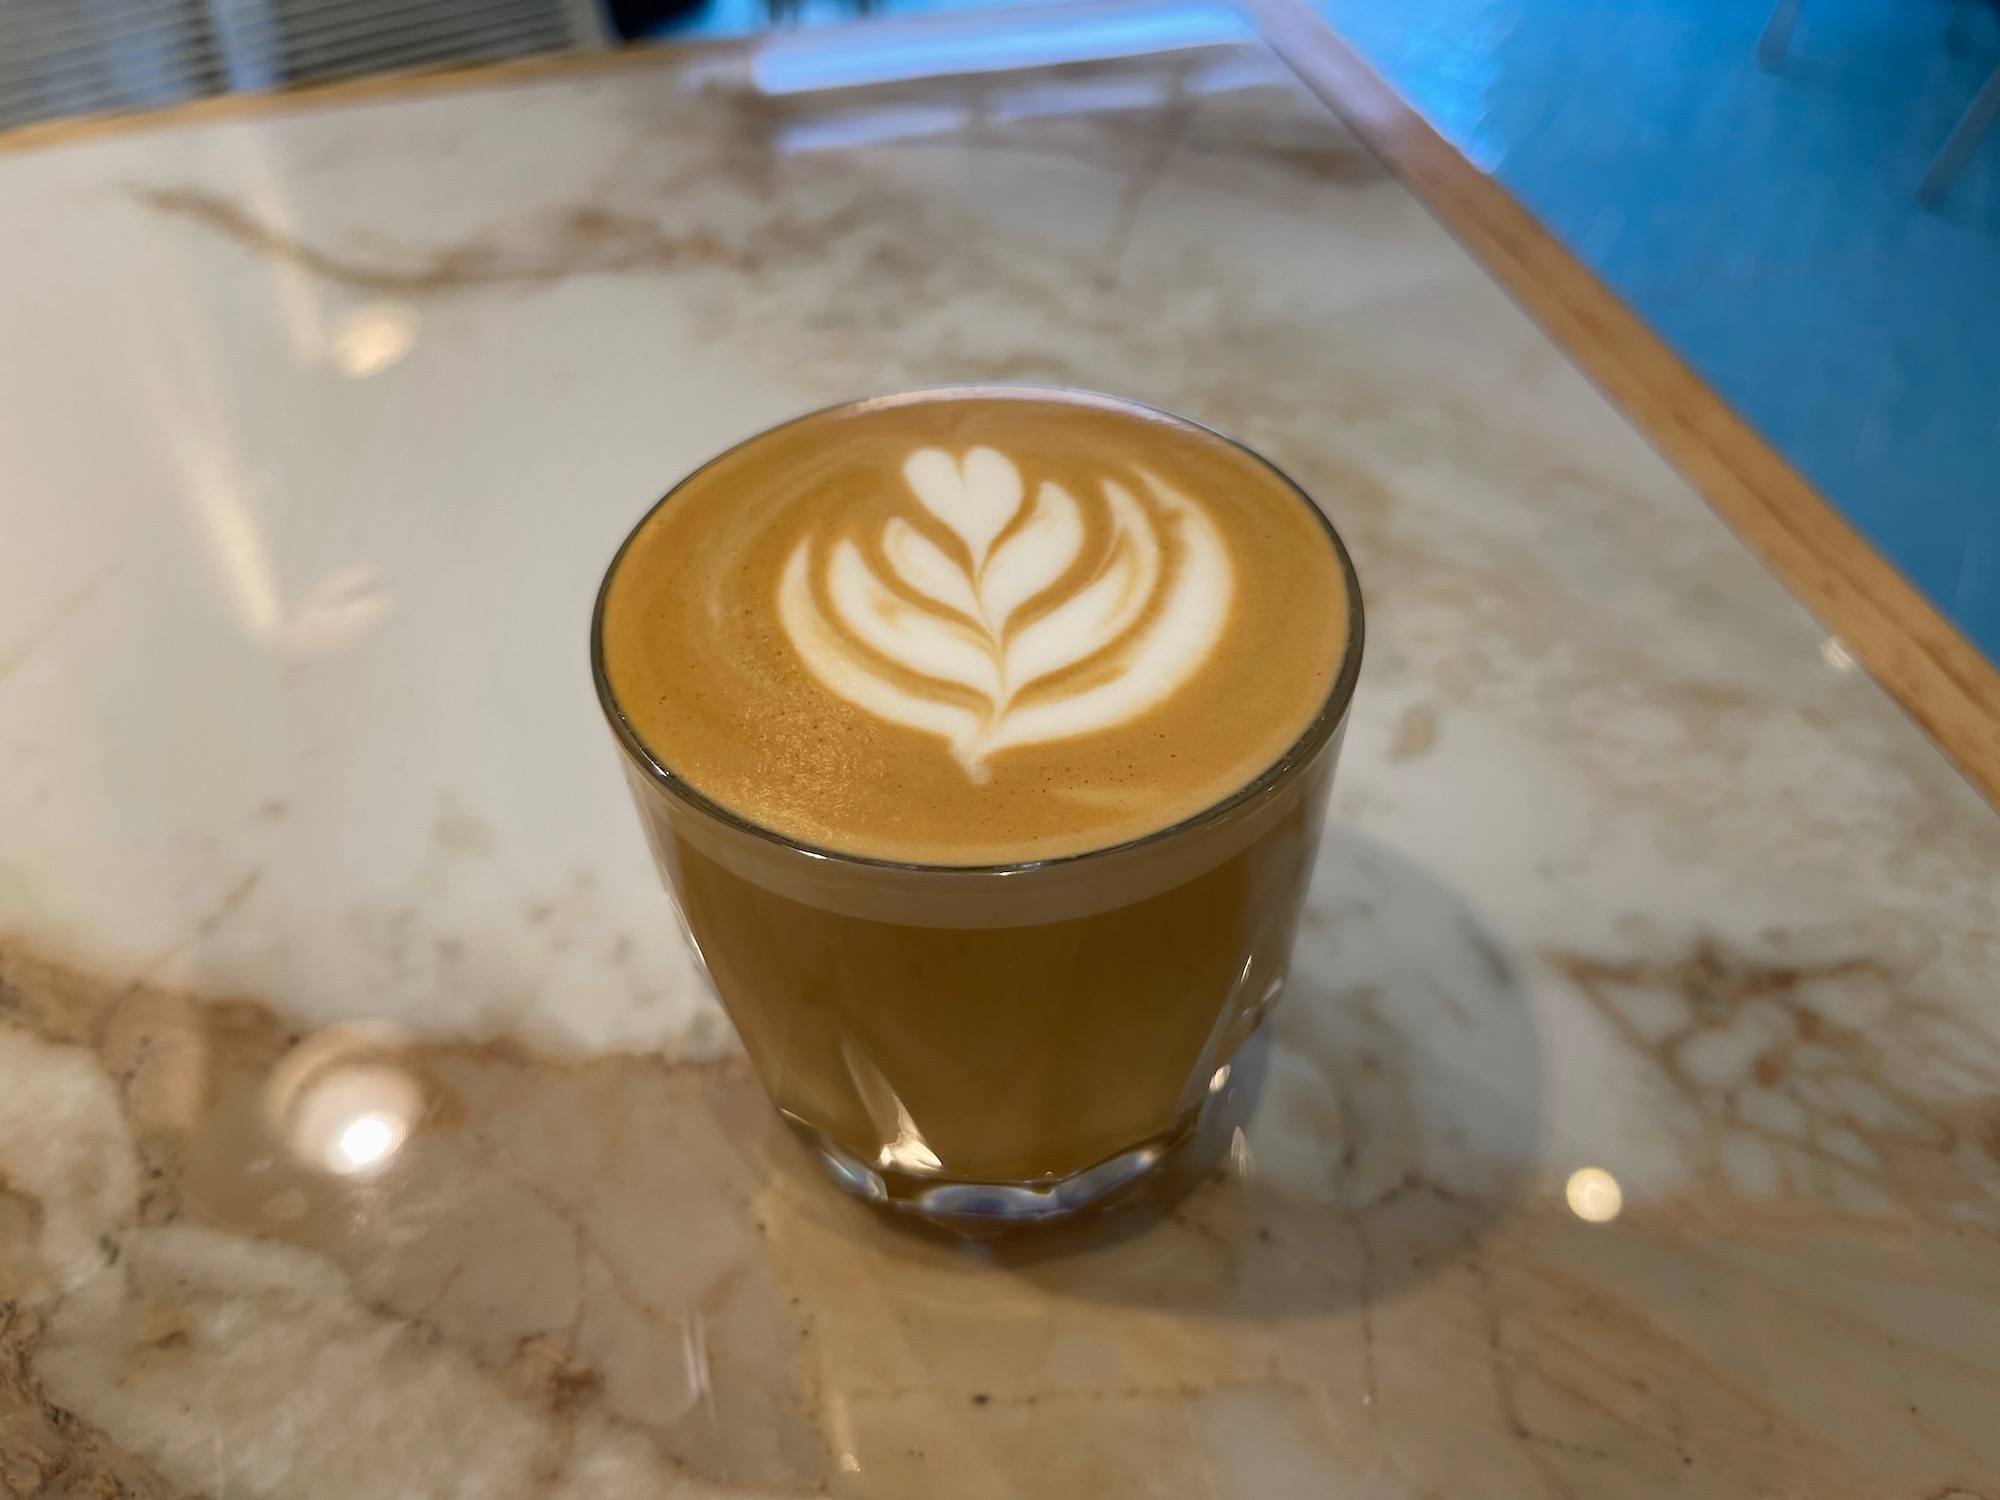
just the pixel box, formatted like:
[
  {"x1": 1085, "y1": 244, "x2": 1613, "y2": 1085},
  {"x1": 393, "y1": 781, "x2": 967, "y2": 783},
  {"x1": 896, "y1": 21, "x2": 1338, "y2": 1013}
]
[{"x1": 778, "y1": 446, "x2": 1234, "y2": 779}]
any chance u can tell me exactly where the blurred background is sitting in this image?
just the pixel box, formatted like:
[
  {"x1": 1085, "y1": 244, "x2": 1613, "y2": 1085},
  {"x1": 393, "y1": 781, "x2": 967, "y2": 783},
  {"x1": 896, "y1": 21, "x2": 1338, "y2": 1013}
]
[{"x1": 5, "y1": 0, "x2": 1996, "y2": 660}]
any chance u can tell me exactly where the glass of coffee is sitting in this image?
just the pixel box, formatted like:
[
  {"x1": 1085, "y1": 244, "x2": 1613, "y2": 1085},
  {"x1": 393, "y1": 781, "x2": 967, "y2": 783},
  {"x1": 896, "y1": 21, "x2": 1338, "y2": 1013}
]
[{"x1": 592, "y1": 387, "x2": 1363, "y2": 1227}]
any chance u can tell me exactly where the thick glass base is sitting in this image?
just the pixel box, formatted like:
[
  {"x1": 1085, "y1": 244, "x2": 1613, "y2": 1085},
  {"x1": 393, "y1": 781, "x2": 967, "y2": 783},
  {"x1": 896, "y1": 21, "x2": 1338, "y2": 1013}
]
[{"x1": 790, "y1": 1066, "x2": 1229, "y2": 1230}]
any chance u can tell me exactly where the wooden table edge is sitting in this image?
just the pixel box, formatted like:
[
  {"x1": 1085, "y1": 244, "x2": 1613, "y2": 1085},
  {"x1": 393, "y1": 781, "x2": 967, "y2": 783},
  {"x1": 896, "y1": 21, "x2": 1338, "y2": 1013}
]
[{"x1": 1246, "y1": 0, "x2": 2000, "y2": 811}]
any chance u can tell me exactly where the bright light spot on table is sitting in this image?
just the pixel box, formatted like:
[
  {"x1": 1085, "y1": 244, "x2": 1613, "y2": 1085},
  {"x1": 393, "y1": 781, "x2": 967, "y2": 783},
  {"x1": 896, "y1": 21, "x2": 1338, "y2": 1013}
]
[
  {"x1": 282, "y1": 564, "x2": 393, "y2": 656},
  {"x1": 296, "y1": 1066, "x2": 421, "y2": 1176},
  {"x1": 779, "y1": 103, "x2": 967, "y2": 153},
  {"x1": 266, "y1": 1026, "x2": 424, "y2": 1178},
  {"x1": 1820, "y1": 637, "x2": 1855, "y2": 673},
  {"x1": 1566, "y1": 1166, "x2": 1623, "y2": 1223},
  {"x1": 1229, "y1": 1124, "x2": 1255, "y2": 1177},
  {"x1": 332, "y1": 303, "x2": 418, "y2": 378},
  {"x1": 331, "y1": 1112, "x2": 403, "y2": 1173}
]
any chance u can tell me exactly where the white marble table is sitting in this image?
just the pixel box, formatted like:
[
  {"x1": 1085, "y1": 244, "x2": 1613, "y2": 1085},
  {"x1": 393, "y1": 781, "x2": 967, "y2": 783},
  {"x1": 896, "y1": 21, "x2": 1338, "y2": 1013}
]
[{"x1": 1, "y1": 11, "x2": 1997, "y2": 1497}]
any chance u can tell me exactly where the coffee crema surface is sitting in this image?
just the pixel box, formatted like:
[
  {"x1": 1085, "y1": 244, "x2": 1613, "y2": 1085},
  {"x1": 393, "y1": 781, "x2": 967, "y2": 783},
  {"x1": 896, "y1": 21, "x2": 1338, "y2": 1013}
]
[{"x1": 600, "y1": 390, "x2": 1349, "y2": 865}]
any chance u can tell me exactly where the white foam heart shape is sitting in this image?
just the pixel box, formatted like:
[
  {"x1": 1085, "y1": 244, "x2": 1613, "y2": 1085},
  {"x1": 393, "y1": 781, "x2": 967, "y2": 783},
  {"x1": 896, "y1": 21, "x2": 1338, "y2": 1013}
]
[
  {"x1": 902, "y1": 446, "x2": 1024, "y2": 568},
  {"x1": 779, "y1": 446, "x2": 1233, "y2": 779}
]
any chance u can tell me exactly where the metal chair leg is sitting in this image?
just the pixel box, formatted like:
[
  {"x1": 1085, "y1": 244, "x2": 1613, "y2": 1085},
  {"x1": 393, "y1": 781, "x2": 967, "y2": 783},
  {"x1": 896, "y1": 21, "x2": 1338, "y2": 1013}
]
[
  {"x1": 1758, "y1": 0, "x2": 1803, "y2": 66},
  {"x1": 1919, "y1": 58, "x2": 2000, "y2": 205}
]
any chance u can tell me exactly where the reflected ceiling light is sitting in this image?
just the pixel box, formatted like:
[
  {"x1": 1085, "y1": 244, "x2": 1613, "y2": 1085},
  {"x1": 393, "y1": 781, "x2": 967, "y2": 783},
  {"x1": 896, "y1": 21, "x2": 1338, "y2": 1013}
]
[
  {"x1": 264, "y1": 1023, "x2": 424, "y2": 1178},
  {"x1": 293, "y1": 1065, "x2": 423, "y2": 1176},
  {"x1": 780, "y1": 104, "x2": 970, "y2": 154},
  {"x1": 172, "y1": 441, "x2": 388, "y2": 655},
  {"x1": 332, "y1": 1111, "x2": 406, "y2": 1173},
  {"x1": 332, "y1": 302, "x2": 419, "y2": 378},
  {"x1": 1820, "y1": 637, "x2": 1856, "y2": 673},
  {"x1": 987, "y1": 76, "x2": 1167, "y2": 123},
  {"x1": 172, "y1": 426, "x2": 285, "y2": 645},
  {"x1": 1186, "y1": 50, "x2": 1288, "y2": 95},
  {"x1": 1229, "y1": 1123, "x2": 1255, "y2": 1177},
  {"x1": 1565, "y1": 1166, "x2": 1623, "y2": 1223},
  {"x1": 282, "y1": 564, "x2": 392, "y2": 656},
  {"x1": 753, "y1": 0, "x2": 1251, "y2": 95}
]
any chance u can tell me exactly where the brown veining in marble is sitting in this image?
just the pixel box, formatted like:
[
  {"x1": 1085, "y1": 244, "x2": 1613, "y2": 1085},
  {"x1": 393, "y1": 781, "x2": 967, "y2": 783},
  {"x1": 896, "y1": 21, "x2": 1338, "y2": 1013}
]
[
  {"x1": 7, "y1": 48, "x2": 1998, "y2": 1499},
  {"x1": 4, "y1": 916, "x2": 2000, "y2": 1497},
  {"x1": 0, "y1": 1303, "x2": 187, "y2": 1500},
  {"x1": 133, "y1": 187, "x2": 759, "y2": 292},
  {"x1": 0, "y1": 576, "x2": 104, "y2": 697},
  {"x1": 0, "y1": 941, "x2": 815, "y2": 1493},
  {"x1": 1390, "y1": 704, "x2": 1437, "y2": 760},
  {"x1": 1552, "y1": 941, "x2": 2000, "y2": 1226},
  {"x1": 103, "y1": 58, "x2": 2000, "y2": 908},
  {"x1": 130, "y1": 58, "x2": 1375, "y2": 300}
]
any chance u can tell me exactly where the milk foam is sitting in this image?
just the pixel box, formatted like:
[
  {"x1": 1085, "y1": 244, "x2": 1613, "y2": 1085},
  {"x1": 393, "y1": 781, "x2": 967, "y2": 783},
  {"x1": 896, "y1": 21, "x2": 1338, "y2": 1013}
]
[
  {"x1": 599, "y1": 389, "x2": 1352, "y2": 866},
  {"x1": 777, "y1": 445, "x2": 1234, "y2": 779}
]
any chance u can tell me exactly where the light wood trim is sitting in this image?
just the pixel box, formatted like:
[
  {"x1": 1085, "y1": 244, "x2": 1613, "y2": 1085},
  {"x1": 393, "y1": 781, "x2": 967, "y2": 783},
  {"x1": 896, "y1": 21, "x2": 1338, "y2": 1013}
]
[
  {"x1": 1250, "y1": 0, "x2": 2000, "y2": 807},
  {"x1": 0, "y1": 41, "x2": 697, "y2": 159}
]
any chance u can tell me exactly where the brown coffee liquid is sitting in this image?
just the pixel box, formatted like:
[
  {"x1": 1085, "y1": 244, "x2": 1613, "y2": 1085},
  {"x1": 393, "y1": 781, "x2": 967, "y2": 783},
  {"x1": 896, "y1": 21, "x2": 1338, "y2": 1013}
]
[
  {"x1": 658, "y1": 762, "x2": 1334, "y2": 1180},
  {"x1": 600, "y1": 389, "x2": 1349, "y2": 865}
]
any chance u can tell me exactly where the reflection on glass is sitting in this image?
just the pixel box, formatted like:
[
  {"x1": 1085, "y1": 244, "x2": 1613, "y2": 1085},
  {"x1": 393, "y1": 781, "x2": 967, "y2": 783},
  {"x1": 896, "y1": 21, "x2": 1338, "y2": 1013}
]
[
  {"x1": 841, "y1": 1037, "x2": 946, "y2": 1172},
  {"x1": 332, "y1": 302, "x2": 420, "y2": 378},
  {"x1": 1565, "y1": 1165, "x2": 1622, "y2": 1223}
]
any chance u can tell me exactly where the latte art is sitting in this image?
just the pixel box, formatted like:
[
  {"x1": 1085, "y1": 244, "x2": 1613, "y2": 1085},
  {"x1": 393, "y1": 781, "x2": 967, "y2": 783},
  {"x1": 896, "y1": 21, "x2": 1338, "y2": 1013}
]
[
  {"x1": 778, "y1": 446, "x2": 1233, "y2": 778},
  {"x1": 598, "y1": 388, "x2": 1350, "y2": 864}
]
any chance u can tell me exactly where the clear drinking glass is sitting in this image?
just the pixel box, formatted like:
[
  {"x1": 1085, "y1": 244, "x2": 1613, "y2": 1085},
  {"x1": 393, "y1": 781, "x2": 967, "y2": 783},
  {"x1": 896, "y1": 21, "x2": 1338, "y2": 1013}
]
[{"x1": 591, "y1": 393, "x2": 1364, "y2": 1229}]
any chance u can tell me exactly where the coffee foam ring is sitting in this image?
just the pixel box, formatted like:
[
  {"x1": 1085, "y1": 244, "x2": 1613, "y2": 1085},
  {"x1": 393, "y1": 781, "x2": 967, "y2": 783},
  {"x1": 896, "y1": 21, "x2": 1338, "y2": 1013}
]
[{"x1": 620, "y1": 724, "x2": 1343, "y2": 930}]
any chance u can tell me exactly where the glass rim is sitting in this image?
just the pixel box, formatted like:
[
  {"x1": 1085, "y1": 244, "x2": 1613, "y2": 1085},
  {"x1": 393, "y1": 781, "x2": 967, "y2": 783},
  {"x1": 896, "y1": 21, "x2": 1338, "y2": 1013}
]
[{"x1": 589, "y1": 383, "x2": 1366, "y2": 877}]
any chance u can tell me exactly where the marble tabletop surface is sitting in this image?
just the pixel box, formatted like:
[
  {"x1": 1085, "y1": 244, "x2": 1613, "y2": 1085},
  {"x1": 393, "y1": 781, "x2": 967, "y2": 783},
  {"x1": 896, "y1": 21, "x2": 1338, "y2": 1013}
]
[{"x1": 2, "y1": 10, "x2": 1998, "y2": 1497}]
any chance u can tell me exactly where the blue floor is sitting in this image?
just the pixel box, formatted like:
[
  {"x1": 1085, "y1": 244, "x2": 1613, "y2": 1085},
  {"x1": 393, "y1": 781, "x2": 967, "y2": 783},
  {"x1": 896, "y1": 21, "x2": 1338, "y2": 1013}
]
[{"x1": 1314, "y1": 0, "x2": 2000, "y2": 659}]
